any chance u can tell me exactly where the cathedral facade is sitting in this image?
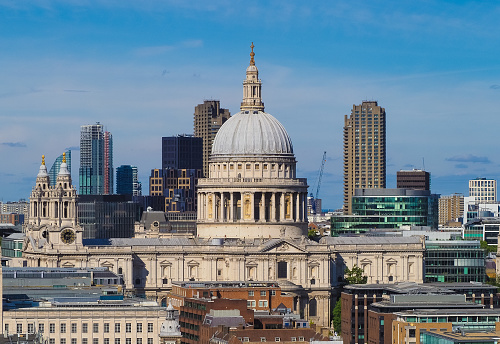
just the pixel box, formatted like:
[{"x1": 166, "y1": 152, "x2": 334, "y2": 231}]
[{"x1": 23, "y1": 46, "x2": 425, "y2": 327}]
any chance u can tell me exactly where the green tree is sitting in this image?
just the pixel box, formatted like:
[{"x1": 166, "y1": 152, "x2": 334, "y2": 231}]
[
  {"x1": 308, "y1": 229, "x2": 318, "y2": 240},
  {"x1": 332, "y1": 299, "x2": 342, "y2": 333},
  {"x1": 480, "y1": 240, "x2": 497, "y2": 254},
  {"x1": 344, "y1": 264, "x2": 368, "y2": 284},
  {"x1": 332, "y1": 265, "x2": 368, "y2": 334}
]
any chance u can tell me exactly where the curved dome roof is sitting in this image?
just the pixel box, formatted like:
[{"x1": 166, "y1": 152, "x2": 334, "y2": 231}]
[{"x1": 212, "y1": 110, "x2": 294, "y2": 156}]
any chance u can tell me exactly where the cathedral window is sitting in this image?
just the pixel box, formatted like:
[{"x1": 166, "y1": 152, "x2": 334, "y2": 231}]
[{"x1": 277, "y1": 261, "x2": 287, "y2": 279}]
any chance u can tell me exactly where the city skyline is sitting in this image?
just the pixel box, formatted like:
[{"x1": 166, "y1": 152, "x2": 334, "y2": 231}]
[{"x1": 1, "y1": 1, "x2": 500, "y2": 208}]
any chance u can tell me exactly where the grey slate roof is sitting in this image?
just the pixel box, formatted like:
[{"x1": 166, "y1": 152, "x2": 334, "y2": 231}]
[{"x1": 320, "y1": 236, "x2": 423, "y2": 245}]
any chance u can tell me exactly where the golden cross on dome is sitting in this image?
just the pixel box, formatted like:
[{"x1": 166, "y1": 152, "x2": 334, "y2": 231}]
[
  {"x1": 250, "y1": 42, "x2": 255, "y2": 66},
  {"x1": 42, "y1": 155, "x2": 45, "y2": 165},
  {"x1": 62, "y1": 152, "x2": 66, "y2": 163}
]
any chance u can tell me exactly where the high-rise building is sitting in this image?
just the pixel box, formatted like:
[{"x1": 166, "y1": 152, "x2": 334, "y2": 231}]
[
  {"x1": 116, "y1": 165, "x2": 141, "y2": 196},
  {"x1": 343, "y1": 101, "x2": 386, "y2": 214},
  {"x1": 469, "y1": 178, "x2": 497, "y2": 203},
  {"x1": 79, "y1": 123, "x2": 113, "y2": 195},
  {"x1": 49, "y1": 150, "x2": 71, "y2": 187},
  {"x1": 397, "y1": 169, "x2": 430, "y2": 190},
  {"x1": 194, "y1": 100, "x2": 230, "y2": 176},
  {"x1": 438, "y1": 193, "x2": 464, "y2": 227},
  {"x1": 162, "y1": 134, "x2": 203, "y2": 170}
]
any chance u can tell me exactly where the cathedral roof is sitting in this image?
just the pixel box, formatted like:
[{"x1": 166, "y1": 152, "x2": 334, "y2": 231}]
[{"x1": 211, "y1": 110, "x2": 293, "y2": 157}]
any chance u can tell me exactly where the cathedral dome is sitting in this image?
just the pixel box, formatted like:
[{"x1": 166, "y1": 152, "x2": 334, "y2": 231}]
[{"x1": 211, "y1": 110, "x2": 293, "y2": 156}]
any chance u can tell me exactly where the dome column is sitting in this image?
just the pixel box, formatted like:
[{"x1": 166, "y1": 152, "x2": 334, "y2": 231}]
[
  {"x1": 259, "y1": 193, "x2": 266, "y2": 222},
  {"x1": 220, "y1": 192, "x2": 226, "y2": 222},
  {"x1": 280, "y1": 193, "x2": 285, "y2": 221},
  {"x1": 271, "y1": 192, "x2": 277, "y2": 222},
  {"x1": 229, "y1": 192, "x2": 234, "y2": 221},
  {"x1": 295, "y1": 192, "x2": 302, "y2": 222}
]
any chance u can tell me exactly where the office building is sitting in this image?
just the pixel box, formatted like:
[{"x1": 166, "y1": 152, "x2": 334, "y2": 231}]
[
  {"x1": 464, "y1": 217, "x2": 500, "y2": 246},
  {"x1": 116, "y1": 165, "x2": 141, "y2": 196},
  {"x1": 48, "y1": 150, "x2": 71, "y2": 187},
  {"x1": 331, "y1": 188, "x2": 439, "y2": 235},
  {"x1": 162, "y1": 135, "x2": 203, "y2": 171},
  {"x1": 343, "y1": 101, "x2": 386, "y2": 214},
  {"x1": 425, "y1": 240, "x2": 486, "y2": 283},
  {"x1": 77, "y1": 194, "x2": 141, "y2": 239},
  {"x1": 393, "y1": 309, "x2": 500, "y2": 344},
  {"x1": 79, "y1": 123, "x2": 113, "y2": 195},
  {"x1": 0, "y1": 200, "x2": 29, "y2": 220},
  {"x1": 149, "y1": 169, "x2": 164, "y2": 196},
  {"x1": 469, "y1": 178, "x2": 497, "y2": 203},
  {"x1": 396, "y1": 169, "x2": 430, "y2": 190},
  {"x1": 194, "y1": 100, "x2": 230, "y2": 176},
  {"x1": 438, "y1": 193, "x2": 464, "y2": 227},
  {"x1": 341, "y1": 282, "x2": 499, "y2": 344},
  {"x1": 1, "y1": 267, "x2": 173, "y2": 344}
]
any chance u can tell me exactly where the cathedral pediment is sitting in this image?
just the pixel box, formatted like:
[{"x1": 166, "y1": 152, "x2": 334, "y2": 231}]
[
  {"x1": 260, "y1": 239, "x2": 306, "y2": 253},
  {"x1": 61, "y1": 261, "x2": 75, "y2": 268},
  {"x1": 100, "y1": 260, "x2": 114, "y2": 268}
]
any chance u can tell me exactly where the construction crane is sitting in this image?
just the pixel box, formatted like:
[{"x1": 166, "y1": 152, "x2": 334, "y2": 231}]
[{"x1": 310, "y1": 151, "x2": 327, "y2": 215}]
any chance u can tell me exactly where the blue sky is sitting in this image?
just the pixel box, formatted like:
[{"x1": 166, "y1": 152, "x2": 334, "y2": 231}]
[{"x1": 1, "y1": 0, "x2": 500, "y2": 208}]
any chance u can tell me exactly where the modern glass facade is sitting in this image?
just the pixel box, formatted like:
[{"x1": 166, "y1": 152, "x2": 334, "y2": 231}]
[
  {"x1": 49, "y1": 150, "x2": 71, "y2": 187},
  {"x1": 77, "y1": 195, "x2": 141, "y2": 239},
  {"x1": 162, "y1": 135, "x2": 203, "y2": 170},
  {"x1": 1, "y1": 237, "x2": 23, "y2": 258},
  {"x1": 331, "y1": 189, "x2": 439, "y2": 235},
  {"x1": 79, "y1": 123, "x2": 113, "y2": 195},
  {"x1": 464, "y1": 218, "x2": 500, "y2": 246},
  {"x1": 420, "y1": 331, "x2": 498, "y2": 344},
  {"x1": 116, "y1": 165, "x2": 141, "y2": 196},
  {"x1": 425, "y1": 241, "x2": 485, "y2": 283}
]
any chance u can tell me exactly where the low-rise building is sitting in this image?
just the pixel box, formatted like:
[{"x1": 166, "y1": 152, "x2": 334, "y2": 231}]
[
  {"x1": 341, "y1": 282, "x2": 499, "y2": 344},
  {"x1": 332, "y1": 189, "x2": 439, "y2": 236},
  {"x1": 425, "y1": 240, "x2": 486, "y2": 283},
  {"x1": 392, "y1": 309, "x2": 500, "y2": 344}
]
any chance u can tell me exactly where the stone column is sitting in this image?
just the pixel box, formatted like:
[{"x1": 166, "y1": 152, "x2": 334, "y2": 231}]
[
  {"x1": 280, "y1": 193, "x2": 285, "y2": 221},
  {"x1": 250, "y1": 192, "x2": 255, "y2": 221},
  {"x1": 220, "y1": 192, "x2": 226, "y2": 221},
  {"x1": 271, "y1": 192, "x2": 276, "y2": 222},
  {"x1": 295, "y1": 192, "x2": 300, "y2": 222},
  {"x1": 229, "y1": 192, "x2": 234, "y2": 221},
  {"x1": 260, "y1": 193, "x2": 266, "y2": 222},
  {"x1": 212, "y1": 192, "x2": 217, "y2": 221}
]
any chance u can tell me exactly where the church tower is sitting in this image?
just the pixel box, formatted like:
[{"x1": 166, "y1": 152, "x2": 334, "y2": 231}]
[
  {"x1": 24, "y1": 154, "x2": 84, "y2": 264},
  {"x1": 159, "y1": 303, "x2": 182, "y2": 344}
]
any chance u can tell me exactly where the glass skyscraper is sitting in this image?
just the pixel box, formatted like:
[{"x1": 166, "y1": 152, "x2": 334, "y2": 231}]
[
  {"x1": 116, "y1": 165, "x2": 141, "y2": 196},
  {"x1": 79, "y1": 123, "x2": 113, "y2": 195},
  {"x1": 49, "y1": 150, "x2": 71, "y2": 187}
]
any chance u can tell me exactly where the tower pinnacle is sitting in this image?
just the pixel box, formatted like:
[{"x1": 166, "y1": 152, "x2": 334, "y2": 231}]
[
  {"x1": 250, "y1": 42, "x2": 255, "y2": 66},
  {"x1": 240, "y1": 43, "x2": 265, "y2": 112}
]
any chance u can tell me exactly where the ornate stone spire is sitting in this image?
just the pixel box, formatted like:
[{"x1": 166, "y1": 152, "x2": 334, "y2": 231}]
[
  {"x1": 240, "y1": 42, "x2": 265, "y2": 112},
  {"x1": 58, "y1": 152, "x2": 71, "y2": 177},
  {"x1": 37, "y1": 155, "x2": 49, "y2": 178}
]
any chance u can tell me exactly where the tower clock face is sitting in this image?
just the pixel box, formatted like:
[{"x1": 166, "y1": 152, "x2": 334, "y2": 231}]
[{"x1": 61, "y1": 228, "x2": 75, "y2": 244}]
